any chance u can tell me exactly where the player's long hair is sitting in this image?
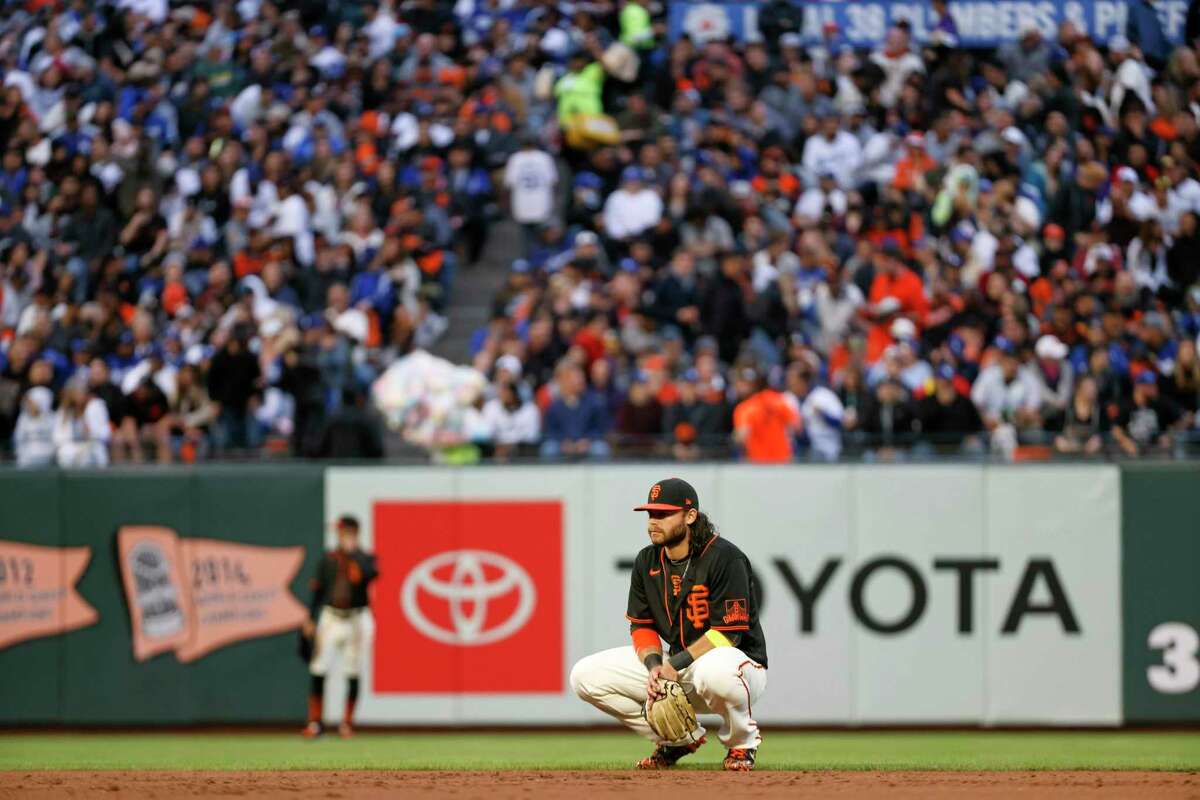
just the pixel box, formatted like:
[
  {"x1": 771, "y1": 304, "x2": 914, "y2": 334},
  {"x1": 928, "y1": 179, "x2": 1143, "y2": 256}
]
[{"x1": 688, "y1": 511, "x2": 717, "y2": 553}]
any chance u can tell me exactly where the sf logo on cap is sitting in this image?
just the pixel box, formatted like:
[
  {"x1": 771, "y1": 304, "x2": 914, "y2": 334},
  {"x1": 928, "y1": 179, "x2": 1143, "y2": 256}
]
[{"x1": 650, "y1": 484, "x2": 661, "y2": 501}]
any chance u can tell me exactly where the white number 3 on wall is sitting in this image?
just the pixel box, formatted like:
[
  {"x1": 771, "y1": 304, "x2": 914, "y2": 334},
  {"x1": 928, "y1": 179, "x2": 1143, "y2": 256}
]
[{"x1": 1148, "y1": 622, "x2": 1200, "y2": 694}]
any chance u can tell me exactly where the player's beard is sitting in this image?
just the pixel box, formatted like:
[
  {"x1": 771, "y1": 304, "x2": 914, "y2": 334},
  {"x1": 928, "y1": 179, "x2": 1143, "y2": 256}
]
[{"x1": 659, "y1": 519, "x2": 689, "y2": 550}]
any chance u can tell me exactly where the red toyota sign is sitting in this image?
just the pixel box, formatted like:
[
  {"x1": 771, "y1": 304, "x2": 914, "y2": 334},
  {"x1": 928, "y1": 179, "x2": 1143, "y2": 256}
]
[{"x1": 373, "y1": 501, "x2": 563, "y2": 693}]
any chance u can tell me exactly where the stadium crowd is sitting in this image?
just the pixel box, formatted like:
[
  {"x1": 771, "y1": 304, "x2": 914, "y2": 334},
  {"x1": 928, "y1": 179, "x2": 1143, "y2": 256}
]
[{"x1": 2, "y1": 0, "x2": 1200, "y2": 466}]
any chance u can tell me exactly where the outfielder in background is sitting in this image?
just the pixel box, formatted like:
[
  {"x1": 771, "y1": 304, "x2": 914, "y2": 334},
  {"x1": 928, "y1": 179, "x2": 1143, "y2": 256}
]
[
  {"x1": 301, "y1": 515, "x2": 378, "y2": 738},
  {"x1": 570, "y1": 478, "x2": 768, "y2": 771}
]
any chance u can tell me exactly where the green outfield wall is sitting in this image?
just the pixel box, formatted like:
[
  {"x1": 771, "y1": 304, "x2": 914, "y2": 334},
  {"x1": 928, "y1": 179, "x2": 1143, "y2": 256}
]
[
  {"x1": 0, "y1": 467, "x2": 324, "y2": 724},
  {"x1": 1121, "y1": 464, "x2": 1200, "y2": 723},
  {"x1": 0, "y1": 463, "x2": 1195, "y2": 726}
]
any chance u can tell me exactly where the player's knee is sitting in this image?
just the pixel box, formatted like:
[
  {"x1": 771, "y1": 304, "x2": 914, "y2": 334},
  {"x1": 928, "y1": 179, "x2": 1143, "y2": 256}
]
[
  {"x1": 691, "y1": 660, "x2": 745, "y2": 705},
  {"x1": 569, "y1": 656, "x2": 599, "y2": 701}
]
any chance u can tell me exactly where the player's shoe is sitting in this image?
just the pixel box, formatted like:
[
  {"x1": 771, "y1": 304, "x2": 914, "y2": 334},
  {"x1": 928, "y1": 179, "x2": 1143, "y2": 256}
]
[
  {"x1": 301, "y1": 721, "x2": 324, "y2": 739},
  {"x1": 722, "y1": 747, "x2": 756, "y2": 771},
  {"x1": 635, "y1": 737, "x2": 705, "y2": 769},
  {"x1": 338, "y1": 722, "x2": 353, "y2": 739}
]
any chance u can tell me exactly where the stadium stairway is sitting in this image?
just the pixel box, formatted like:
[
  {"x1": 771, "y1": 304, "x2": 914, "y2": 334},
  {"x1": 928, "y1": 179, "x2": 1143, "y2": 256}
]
[{"x1": 430, "y1": 218, "x2": 519, "y2": 364}]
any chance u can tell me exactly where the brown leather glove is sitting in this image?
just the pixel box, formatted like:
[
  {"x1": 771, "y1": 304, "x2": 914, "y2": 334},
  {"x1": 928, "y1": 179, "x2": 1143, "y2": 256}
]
[{"x1": 644, "y1": 679, "x2": 700, "y2": 743}]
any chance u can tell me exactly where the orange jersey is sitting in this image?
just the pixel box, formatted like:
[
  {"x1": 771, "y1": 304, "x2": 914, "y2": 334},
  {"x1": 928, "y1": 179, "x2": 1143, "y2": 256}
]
[
  {"x1": 892, "y1": 152, "x2": 936, "y2": 192},
  {"x1": 733, "y1": 390, "x2": 799, "y2": 463},
  {"x1": 866, "y1": 268, "x2": 930, "y2": 362}
]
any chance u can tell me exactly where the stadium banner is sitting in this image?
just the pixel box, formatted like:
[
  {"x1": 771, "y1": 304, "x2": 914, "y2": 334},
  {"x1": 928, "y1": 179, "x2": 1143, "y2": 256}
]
[
  {"x1": 1120, "y1": 464, "x2": 1200, "y2": 723},
  {"x1": 116, "y1": 525, "x2": 308, "y2": 664},
  {"x1": 0, "y1": 467, "x2": 325, "y2": 724},
  {"x1": 0, "y1": 540, "x2": 98, "y2": 651},
  {"x1": 331, "y1": 464, "x2": 1123, "y2": 726},
  {"x1": 668, "y1": 0, "x2": 1189, "y2": 48}
]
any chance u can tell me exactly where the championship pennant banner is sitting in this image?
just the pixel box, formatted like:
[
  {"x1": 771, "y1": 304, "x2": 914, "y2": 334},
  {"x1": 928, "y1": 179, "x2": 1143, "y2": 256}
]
[
  {"x1": 0, "y1": 541, "x2": 97, "y2": 650},
  {"x1": 117, "y1": 526, "x2": 308, "y2": 663}
]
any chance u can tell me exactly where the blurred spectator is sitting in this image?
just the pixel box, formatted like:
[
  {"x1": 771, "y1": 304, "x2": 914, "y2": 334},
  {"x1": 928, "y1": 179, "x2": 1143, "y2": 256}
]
[
  {"x1": 87, "y1": 358, "x2": 136, "y2": 464},
  {"x1": 892, "y1": 133, "x2": 936, "y2": 194},
  {"x1": 166, "y1": 364, "x2": 216, "y2": 463},
  {"x1": 1164, "y1": 339, "x2": 1200, "y2": 416},
  {"x1": 1053, "y1": 376, "x2": 1110, "y2": 457},
  {"x1": 865, "y1": 244, "x2": 929, "y2": 362},
  {"x1": 1167, "y1": 213, "x2": 1200, "y2": 294},
  {"x1": 802, "y1": 110, "x2": 863, "y2": 189},
  {"x1": 482, "y1": 380, "x2": 541, "y2": 462},
  {"x1": 60, "y1": 182, "x2": 116, "y2": 303},
  {"x1": 126, "y1": 375, "x2": 171, "y2": 464},
  {"x1": 916, "y1": 365, "x2": 984, "y2": 454},
  {"x1": 119, "y1": 188, "x2": 169, "y2": 273},
  {"x1": 1032, "y1": 335, "x2": 1075, "y2": 427},
  {"x1": 1113, "y1": 371, "x2": 1188, "y2": 456},
  {"x1": 786, "y1": 364, "x2": 844, "y2": 461},
  {"x1": 649, "y1": 251, "x2": 702, "y2": 338},
  {"x1": 208, "y1": 331, "x2": 262, "y2": 453},
  {"x1": 614, "y1": 375, "x2": 662, "y2": 457},
  {"x1": 702, "y1": 252, "x2": 752, "y2": 364},
  {"x1": 814, "y1": 265, "x2": 865, "y2": 355},
  {"x1": 733, "y1": 367, "x2": 799, "y2": 463},
  {"x1": 998, "y1": 22, "x2": 1053, "y2": 84},
  {"x1": 869, "y1": 326, "x2": 932, "y2": 393},
  {"x1": 662, "y1": 368, "x2": 732, "y2": 461},
  {"x1": 839, "y1": 367, "x2": 871, "y2": 436},
  {"x1": 540, "y1": 362, "x2": 610, "y2": 459},
  {"x1": 872, "y1": 26, "x2": 925, "y2": 109},
  {"x1": 681, "y1": 203, "x2": 736, "y2": 276},
  {"x1": 14, "y1": 386, "x2": 55, "y2": 467},
  {"x1": 505, "y1": 138, "x2": 559, "y2": 255},
  {"x1": 555, "y1": 40, "x2": 608, "y2": 137},
  {"x1": 316, "y1": 389, "x2": 385, "y2": 460},
  {"x1": 859, "y1": 378, "x2": 918, "y2": 458},
  {"x1": 971, "y1": 339, "x2": 1043, "y2": 455},
  {"x1": 53, "y1": 382, "x2": 110, "y2": 468},
  {"x1": 603, "y1": 166, "x2": 662, "y2": 241}
]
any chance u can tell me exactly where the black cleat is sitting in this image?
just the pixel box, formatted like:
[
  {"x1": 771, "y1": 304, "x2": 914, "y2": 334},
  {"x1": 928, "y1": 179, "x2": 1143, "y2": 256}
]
[{"x1": 635, "y1": 736, "x2": 705, "y2": 769}]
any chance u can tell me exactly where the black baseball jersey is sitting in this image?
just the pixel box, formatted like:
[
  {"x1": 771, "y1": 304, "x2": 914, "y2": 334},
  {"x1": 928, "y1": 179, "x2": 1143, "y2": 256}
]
[
  {"x1": 626, "y1": 534, "x2": 767, "y2": 668},
  {"x1": 308, "y1": 550, "x2": 378, "y2": 617}
]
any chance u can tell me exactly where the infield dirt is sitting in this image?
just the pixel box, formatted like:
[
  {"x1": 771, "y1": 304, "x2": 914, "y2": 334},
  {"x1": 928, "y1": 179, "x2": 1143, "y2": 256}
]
[{"x1": 2, "y1": 770, "x2": 1198, "y2": 798}]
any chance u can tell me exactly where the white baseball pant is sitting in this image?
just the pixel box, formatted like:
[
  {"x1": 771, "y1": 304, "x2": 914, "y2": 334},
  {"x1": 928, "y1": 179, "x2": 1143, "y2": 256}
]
[
  {"x1": 570, "y1": 645, "x2": 766, "y2": 750},
  {"x1": 309, "y1": 607, "x2": 364, "y2": 677}
]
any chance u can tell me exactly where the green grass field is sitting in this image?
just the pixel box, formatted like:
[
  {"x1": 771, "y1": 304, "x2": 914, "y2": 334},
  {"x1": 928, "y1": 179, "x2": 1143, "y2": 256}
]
[{"x1": 0, "y1": 731, "x2": 1197, "y2": 771}]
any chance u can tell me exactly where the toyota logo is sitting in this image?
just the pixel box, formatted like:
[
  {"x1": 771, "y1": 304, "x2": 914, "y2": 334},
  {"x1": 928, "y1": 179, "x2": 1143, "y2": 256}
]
[{"x1": 400, "y1": 550, "x2": 537, "y2": 646}]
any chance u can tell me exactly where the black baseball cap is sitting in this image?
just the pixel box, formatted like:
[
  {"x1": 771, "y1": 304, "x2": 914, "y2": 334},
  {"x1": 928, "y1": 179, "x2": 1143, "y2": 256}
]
[{"x1": 634, "y1": 478, "x2": 699, "y2": 512}]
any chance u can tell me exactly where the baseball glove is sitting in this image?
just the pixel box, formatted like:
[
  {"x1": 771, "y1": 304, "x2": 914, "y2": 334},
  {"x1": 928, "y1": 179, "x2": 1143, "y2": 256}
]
[{"x1": 644, "y1": 680, "x2": 700, "y2": 743}]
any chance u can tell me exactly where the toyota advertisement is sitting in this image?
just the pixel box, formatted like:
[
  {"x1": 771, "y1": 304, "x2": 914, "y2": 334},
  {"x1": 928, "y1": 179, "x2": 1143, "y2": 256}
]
[
  {"x1": 326, "y1": 464, "x2": 1122, "y2": 726},
  {"x1": 372, "y1": 500, "x2": 562, "y2": 693}
]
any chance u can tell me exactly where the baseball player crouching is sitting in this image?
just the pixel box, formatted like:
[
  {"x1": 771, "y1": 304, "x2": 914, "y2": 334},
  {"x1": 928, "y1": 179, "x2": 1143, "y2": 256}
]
[
  {"x1": 302, "y1": 514, "x2": 378, "y2": 738},
  {"x1": 570, "y1": 478, "x2": 768, "y2": 771}
]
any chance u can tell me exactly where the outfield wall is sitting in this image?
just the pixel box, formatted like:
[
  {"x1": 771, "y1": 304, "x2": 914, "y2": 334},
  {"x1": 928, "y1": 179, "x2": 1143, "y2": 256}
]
[
  {"x1": 0, "y1": 467, "x2": 325, "y2": 724},
  {"x1": 0, "y1": 464, "x2": 1196, "y2": 726}
]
